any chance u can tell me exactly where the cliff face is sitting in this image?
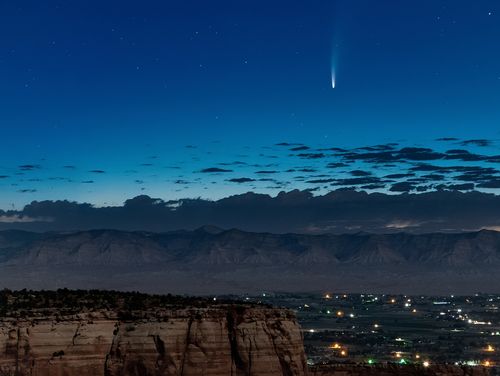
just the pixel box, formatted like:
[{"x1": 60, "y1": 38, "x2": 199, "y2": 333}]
[{"x1": 0, "y1": 306, "x2": 308, "y2": 376}]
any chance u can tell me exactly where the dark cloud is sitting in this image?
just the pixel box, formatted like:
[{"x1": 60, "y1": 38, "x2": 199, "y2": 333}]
[
  {"x1": 333, "y1": 144, "x2": 500, "y2": 165},
  {"x1": 89, "y1": 170, "x2": 106, "y2": 174},
  {"x1": 390, "y1": 182, "x2": 416, "y2": 193},
  {"x1": 4, "y1": 190, "x2": 500, "y2": 234},
  {"x1": 19, "y1": 165, "x2": 41, "y2": 171},
  {"x1": 336, "y1": 151, "x2": 396, "y2": 163},
  {"x1": 384, "y1": 173, "x2": 415, "y2": 179},
  {"x1": 444, "y1": 150, "x2": 485, "y2": 162},
  {"x1": 200, "y1": 167, "x2": 233, "y2": 173},
  {"x1": 258, "y1": 178, "x2": 278, "y2": 182},
  {"x1": 436, "y1": 137, "x2": 459, "y2": 141},
  {"x1": 218, "y1": 161, "x2": 247, "y2": 166},
  {"x1": 296, "y1": 153, "x2": 325, "y2": 159},
  {"x1": 318, "y1": 147, "x2": 348, "y2": 153},
  {"x1": 0, "y1": 176, "x2": 9, "y2": 179},
  {"x1": 63, "y1": 165, "x2": 76, "y2": 169},
  {"x1": 297, "y1": 168, "x2": 317, "y2": 173},
  {"x1": 477, "y1": 179, "x2": 500, "y2": 189},
  {"x1": 409, "y1": 164, "x2": 448, "y2": 172},
  {"x1": 81, "y1": 180, "x2": 94, "y2": 184},
  {"x1": 228, "y1": 178, "x2": 255, "y2": 183},
  {"x1": 406, "y1": 178, "x2": 430, "y2": 184},
  {"x1": 17, "y1": 189, "x2": 37, "y2": 193},
  {"x1": 397, "y1": 147, "x2": 444, "y2": 161},
  {"x1": 255, "y1": 170, "x2": 278, "y2": 174},
  {"x1": 356, "y1": 144, "x2": 397, "y2": 151},
  {"x1": 332, "y1": 177, "x2": 385, "y2": 186},
  {"x1": 435, "y1": 183, "x2": 475, "y2": 191},
  {"x1": 326, "y1": 162, "x2": 349, "y2": 168},
  {"x1": 350, "y1": 170, "x2": 372, "y2": 177},
  {"x1": 307, "y1": 179, "x2": 336, "y2": 184},
  {"x1": 421, "y1": 174, "x2": 445, "y2": 181},
  {"x1": 459, "y1": 139, "x2": 492, "y2": 147},
  {"x1": 486, "y1": 155, "x2": 500, "y2": 163},
  {"x1": 453, "y1": 167, "x2": 499, "y2": 183},
  {"x1": 361, "y1": 184, "x2": 387, "y2": 190},
  {"x1": 415, "y1": 186, "x2": 430, "y2": 192},
  {"x1": 290, "y1": 146, "x2": 310, "y2": 151}
]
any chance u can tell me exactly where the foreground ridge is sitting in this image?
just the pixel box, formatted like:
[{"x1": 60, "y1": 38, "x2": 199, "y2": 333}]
[{"x1": 0, "y1": 290, "x2": 307, "y2": 376}]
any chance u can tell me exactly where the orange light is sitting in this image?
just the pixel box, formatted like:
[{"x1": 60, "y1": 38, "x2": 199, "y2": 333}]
[
  {"x1": 324, "y1": 294, "x2": 331, "y2": 299},
  {"x1": 395, "y1": 352, "x2": 402, "y2": 358},
  {"x1": 415, "y1": 354, "x2": 420, "y2": 359},
  {"x1": 330, "y1": 343, "x2": 341, "y2": 349},
  {"x1": 390, "y1": 298, "x2": 396, "y2": 303},
  {"x1": 485, "y1": 345, "x2": 495, "y2": 352},
  {"x1": 340, "y1": 350, "x2": 347, "y2": 356},
  {"x1": 337, "y1": 311, "x2": 344, "y2": 317},
  {"x1": 423, "y1": 361, "x2": 430, "y2": 367},
  {"x1": 484, "y1": 361, "x2": 491, "y2": 367}
]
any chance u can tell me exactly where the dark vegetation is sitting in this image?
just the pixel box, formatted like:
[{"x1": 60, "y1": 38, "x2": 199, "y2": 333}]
[{"x1": 0, "y1": 289, "x2": 265, "y2": 318}]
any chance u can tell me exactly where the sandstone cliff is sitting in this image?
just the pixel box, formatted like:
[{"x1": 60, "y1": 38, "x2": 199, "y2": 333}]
[{"x1": 0, "y1": 306, "x2": 307, "y2": 376}]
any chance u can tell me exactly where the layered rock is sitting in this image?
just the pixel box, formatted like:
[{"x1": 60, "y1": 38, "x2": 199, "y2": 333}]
[{"x1": 0, "y1": 306, "x2": 307, "y2": 376}]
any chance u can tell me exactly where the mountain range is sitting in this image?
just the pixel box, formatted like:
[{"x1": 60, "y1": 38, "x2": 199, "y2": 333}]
[{"x1": 1, "y1": 227, "x2": 499, "y2": 295}]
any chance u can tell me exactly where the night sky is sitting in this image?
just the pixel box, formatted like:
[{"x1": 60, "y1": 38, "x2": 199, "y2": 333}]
[{"x1": 1, "y1": 0, "x2": 500, "y2": 210}]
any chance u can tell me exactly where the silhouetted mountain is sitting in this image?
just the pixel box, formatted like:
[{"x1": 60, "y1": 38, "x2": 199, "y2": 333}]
[{"x1": 0, "y1": 228, "x2": 499, "y2": 294}]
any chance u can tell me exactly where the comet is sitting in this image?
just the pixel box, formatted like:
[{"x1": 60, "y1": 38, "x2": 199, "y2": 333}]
[{"x1": 331, "y1": 67, "x2": 336, "y2": 89}]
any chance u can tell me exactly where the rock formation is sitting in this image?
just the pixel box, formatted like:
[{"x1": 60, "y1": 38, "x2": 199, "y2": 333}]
[{"x1": 0, "y1": 305, "x2": 307, "y2": 376}]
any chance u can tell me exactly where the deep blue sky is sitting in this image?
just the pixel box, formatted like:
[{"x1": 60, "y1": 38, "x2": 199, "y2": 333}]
[{"x1": 1, "y1": 0, "x2": 500, "y2": 208}]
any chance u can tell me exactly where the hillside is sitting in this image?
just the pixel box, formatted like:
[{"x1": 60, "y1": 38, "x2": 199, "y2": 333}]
[{"x1": 0, "y1": 228, "x2": 499, "y2": 294}]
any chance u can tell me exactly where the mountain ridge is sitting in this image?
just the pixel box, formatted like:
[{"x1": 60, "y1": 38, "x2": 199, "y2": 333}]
[
  {"x1": 1, "y1": 228, "x2": 499, "y2": 294},
  {"x1": 1, "y1": 227, "x2": 500, "y2": 266}
]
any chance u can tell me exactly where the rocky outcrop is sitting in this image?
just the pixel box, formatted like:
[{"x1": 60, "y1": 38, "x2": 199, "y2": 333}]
[{"x1": 0, "y1": 306, "x2": 307, "y2": 376}]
